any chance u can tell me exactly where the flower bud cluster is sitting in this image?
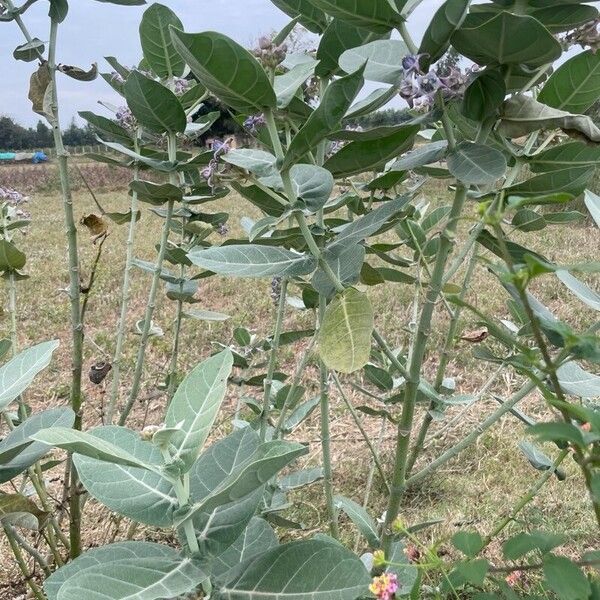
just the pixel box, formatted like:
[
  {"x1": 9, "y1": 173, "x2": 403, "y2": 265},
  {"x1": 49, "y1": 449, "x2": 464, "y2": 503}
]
[
  {"x1": 253, "y1": 35, "x2": 288, "y2": 69},
  {"x1": 115, "y1": 106, "x2": 137, "y2": 131},
  {"x1": 562, "y1": 17, "x2": 600, "y2": 52},
  {"x1": 399, "y1": 54, "x2": 475, "y2": 112},
  {"x1": 243, "y1": 113, "x2": 266, "y2": 134},
  {"x1": 201, "y1": 138, "x2": 232, "y2": 188}
]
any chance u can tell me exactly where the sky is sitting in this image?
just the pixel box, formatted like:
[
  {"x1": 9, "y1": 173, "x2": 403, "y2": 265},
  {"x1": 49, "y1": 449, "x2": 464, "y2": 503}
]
[{"x1": 0, "y1": 0, "x2": 446, "y2": 127}]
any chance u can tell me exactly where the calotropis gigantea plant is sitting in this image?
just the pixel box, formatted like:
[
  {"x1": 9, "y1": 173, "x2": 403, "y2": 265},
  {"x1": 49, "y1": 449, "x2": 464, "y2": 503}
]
[
  {"x1": 0, "y1": 0, "x2": 146, "y2": 559},
  {"x1": 31, "y1": 349, "x2": 374, "y2": 599},
  {"x1": 2, "y1": 0, "x2": 600, "y2": 598}
]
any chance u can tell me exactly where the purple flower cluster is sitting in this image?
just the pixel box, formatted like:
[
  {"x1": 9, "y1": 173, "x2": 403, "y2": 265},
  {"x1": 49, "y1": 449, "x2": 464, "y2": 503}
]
[
  {"x1": 201, "y1": 138, "x2": 232, "y2": 188},
  {"x1": 0, "y1": 187, "x2": 28, "y2": 206},
  {"x1": 174, "y1": 77, "x2": 192, "y2": 96},
  {"x1": 243, "y1": 114, "x2": 266, "y2": 134},
  {"x1": 252, "y1": 35, "x2": 288, "y2": 70},
  {"x1": 399, "y1": 54, "x2": 474, "y2": 112},
  {"x1": 115, "y1": 106, "x2": 137, "y2": 131},
  {"x1": 216, "y1": 223, "x2": 230, "y2": 236},
  {"x1": 563, "y1": 17, "x2": 600, "y2": 52}
]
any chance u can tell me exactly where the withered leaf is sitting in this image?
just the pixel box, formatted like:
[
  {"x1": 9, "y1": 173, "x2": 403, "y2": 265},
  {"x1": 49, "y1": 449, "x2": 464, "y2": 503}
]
[
  {"x1": 459, "y1": 327, "x2": 489, "y2": 343},
  {"x1": 28, "y1": 61, "x2": 54, "y2": 120},
  {"x1": 59, "y1": 62, "x2": 98, "y2": 82}
]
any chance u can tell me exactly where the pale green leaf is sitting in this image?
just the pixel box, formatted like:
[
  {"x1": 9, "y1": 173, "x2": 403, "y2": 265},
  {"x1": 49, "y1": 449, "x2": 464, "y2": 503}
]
[{"x1": 318, "y1": 288, "x2": 374, "y2": 373}]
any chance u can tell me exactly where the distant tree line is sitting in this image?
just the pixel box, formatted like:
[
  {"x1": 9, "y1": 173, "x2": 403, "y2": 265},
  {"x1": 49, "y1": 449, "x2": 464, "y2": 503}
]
[
  {"x1": 0, "y1": 116, "x2": 96, "y2": 151},
  {"x1": 1, "y1": 102, "x2": 411, "y2": 152}
]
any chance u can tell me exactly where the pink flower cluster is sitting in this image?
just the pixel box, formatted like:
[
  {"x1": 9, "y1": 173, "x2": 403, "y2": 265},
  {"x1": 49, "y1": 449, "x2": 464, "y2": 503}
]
[{"x1": 369, "y1": 573, "x2": 399, "y2": 600}]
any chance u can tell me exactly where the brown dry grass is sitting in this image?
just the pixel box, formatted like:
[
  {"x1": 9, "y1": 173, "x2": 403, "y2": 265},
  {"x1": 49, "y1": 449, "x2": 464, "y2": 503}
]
[{"x1": 0, "y1": 162, "x2": 599, "y2": 596}]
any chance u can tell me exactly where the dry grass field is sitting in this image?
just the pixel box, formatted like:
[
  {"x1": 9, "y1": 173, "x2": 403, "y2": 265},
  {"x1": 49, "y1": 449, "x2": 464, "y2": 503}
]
[{"x1": 0, "y1": 161, "x2": 598, "y2": 596}]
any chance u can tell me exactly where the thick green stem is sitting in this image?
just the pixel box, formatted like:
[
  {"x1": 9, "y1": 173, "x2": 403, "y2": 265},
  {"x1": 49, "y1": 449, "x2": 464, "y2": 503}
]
[
  {"x1": 406, "y1": 249, "x2": 479, "y2": 474},
  {"x1": 319, "y1": 300, "x2": 339, "y2": 539},
  {"x1": 4, "y1": 525, "x2": 46, "y2": 600},
  {"x1": 379, "y1": 184, "x2": 467, "y2": 554},
  {"x1": 166, "y1": 298, "x2": 184, "y2": 402},
  {"x1": 119, "y1": 131, "x2": 178, "y2": 425},
  {"x1": 407, "y1": 379, "x2": 537, "y2": 488},
  {"x1": 48, "y1": 17, "x2": 85, "y2": 559},
  {"x1": 260, "y1": 278, "x2": 288, "y2": 440},
  {"x1": 119, "y1": 196, "x2": 174, "y2": 425},
  {"x1": 482, "y1": 448, "x2": 570, "y2": 548},
  {"x1": 273, "y1": 334, "x2": 317, "y2": 438},
  {"x1": 107, "y1": 138, "x2": 141, "y2": 423}
]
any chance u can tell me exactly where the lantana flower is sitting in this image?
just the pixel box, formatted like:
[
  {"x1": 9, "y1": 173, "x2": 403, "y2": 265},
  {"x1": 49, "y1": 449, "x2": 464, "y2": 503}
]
[{"x1": 369, "y1": 573, "x2": 399, "y2": 600}]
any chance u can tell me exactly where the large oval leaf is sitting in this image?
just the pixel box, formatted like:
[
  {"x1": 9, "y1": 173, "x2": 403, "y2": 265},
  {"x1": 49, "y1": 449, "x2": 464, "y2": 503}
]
[
  {"x1": 447, "y1": 141, "x2": 507, "y2": 185},
  {"x1": 56, "y1": 557, "x2": 207, "y2": 600},
  {"x1": 419, "y1": 0, "x2": 471, "y2": 70},
  {"x1": 188, "y1": 428, "x2": 263, "y2": 556},
  {"x1": 74, "y1": 427, "x2": 177, "y2": 527},
  {"x1": 270, "y1": 0, "x2": 329, "y2": 33},
  {"x1": 539, "y1": 50, "x2": 600, "y2": 114},
  {"x1": 318, "y1": 288, "x2": 374, "y2": 374},
  {"x1": 529, "y1": 141, "x2": 600, "y2": 173},
  {"x1": 188, "y1": 245, "x2": 317, "y2": 278},
  {"x1": 316, "y1": 19, "x2": 387, "y2": 78},
  {"x1": 124, "y1": 71, "x2": 186, "y2": 134},
  {"x1": 217, "y1": 538, "x2": 371, "y2": 599},
  {"x1": 0, "y1": 407, "x2": 75, "y2": 483},
  {"x1": 45, "y1": 542, "x2": 179, "y2": 600},
  {"x1": 339, "y1": 39, "x2": 407, "y2": 84},
  {"x1": 283, "y1": 66, "x2": 365, "y2": 169},
  {"x1": 165, "y1": 349, "x2": 233, "y2": 471},
  {"x1": 212, "y1": 517, "x2": 278, "y2": 581},
  {"x1": 324, "y1": 124, "x2": 419, "y2": 177},
  {"x1": 0, "y1": 340, "x2": 59, "y2": 411},
  {"x1": 171, "y1": 30, "x2": 276, "y2": 113},
  {"x1": 139, "y1": 3, "x2": 185, "y2": 79},
  {"x1": 309, "y1": 0, "x2": 404, "y2": 33},
  {"x1": 451, "y1": 12, "x2": 561, "y2": 67},
  {"x1": 499, "y1": 95, "x2": 600, "y2": 143},
  {"x1": 0, "y1": 239, "x2": 26, "y2": 272}
]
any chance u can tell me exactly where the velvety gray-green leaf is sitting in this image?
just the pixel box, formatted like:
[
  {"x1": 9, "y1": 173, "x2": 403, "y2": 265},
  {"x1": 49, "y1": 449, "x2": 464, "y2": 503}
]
[
  {"x1": 499, "y1": 94, "x2": 600, "y2": 143},
  {"x1": 139, "y1": 3, "x2": 185, "y2": 79},
  {"x1": 419, "y1": 0, "x2": 470, "y2": 69},
  {"x1": 0, "y1": 340, "x2": 59, "y2": 411},
  {"x1": 45, "y1": 542, "x2": 178, "y2": 600},
  {"x1": 339, "y1": 39, "x2": 407, "y2": 84},
  {"x1": 165, "y1": 349, "x2": 233, "y2": 471},
  {"x1": 171, "y1": 29, "x2": 276, "y2": 113},
  {"x1": 124, "y1": 70, "x2": 186, "y2": 134},
  {"x1": 217, "y1": 538, "x2": 371, "y2": 599},
  {"x1": 324, "y1": 124, "x2": 419, "y2": 177},
  {"x1": 451, "y1": 12, "x2": 561, "y2": 67},
  {"x1": 0, "y1": 407, "x2": 74, "y2": 483},
  {"x1": 56, "y1": 557, "x2": 207, "y2": 600},
  {"x1": 74, "y1": 426, "x2": 178, "y2": 527},
  {"x1": 309, "y1": 0, "x2": 404, "y2": 33},
  {"x1": 283, "y1": 66, "x2": 365, "y2": 169},
  {"x1": 447, "y1": 141, "x2": 507, "y2": 185},
  {"x1": 188, "y1": 245, "x2": 317, "y2": 278},
  {"x1": 318, "y1": 288, "x2": 374, "y2": 374},
  {"x1": 334, "y1": 495, "x2": 379, "y2": 547}
]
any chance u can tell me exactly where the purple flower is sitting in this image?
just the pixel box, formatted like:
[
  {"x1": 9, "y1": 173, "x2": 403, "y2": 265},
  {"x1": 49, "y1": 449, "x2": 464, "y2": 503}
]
[
  {"x1": 115, "y1": 106, "x2": 136, "y2": 130},
  {"x1": 243, "y1": 113, "x2": 266, "y2": 134},
  {"x1": 110, "y1": 71, "x2": 125, "y2": 85},
  {"x1": 0, "y1": 187, "x2": 28, "y2": 206},
  {"x1": 402, "y1": 54, "x2": 426, "y2": 74},
  {"x1": 174, "y1": 77, "x2": 191, "y2": 96}
]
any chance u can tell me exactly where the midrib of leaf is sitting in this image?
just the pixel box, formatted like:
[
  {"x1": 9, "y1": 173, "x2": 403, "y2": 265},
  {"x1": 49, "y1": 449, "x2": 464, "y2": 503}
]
[{"x1": 554, "y1": 56, "x2": 600, "y2": 111}]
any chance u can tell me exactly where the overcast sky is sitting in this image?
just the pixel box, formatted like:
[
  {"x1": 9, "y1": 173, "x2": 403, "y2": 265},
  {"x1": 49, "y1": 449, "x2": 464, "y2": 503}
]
[{"x1": 0, "y1": 0, "x2": 448, "y2": 127}]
